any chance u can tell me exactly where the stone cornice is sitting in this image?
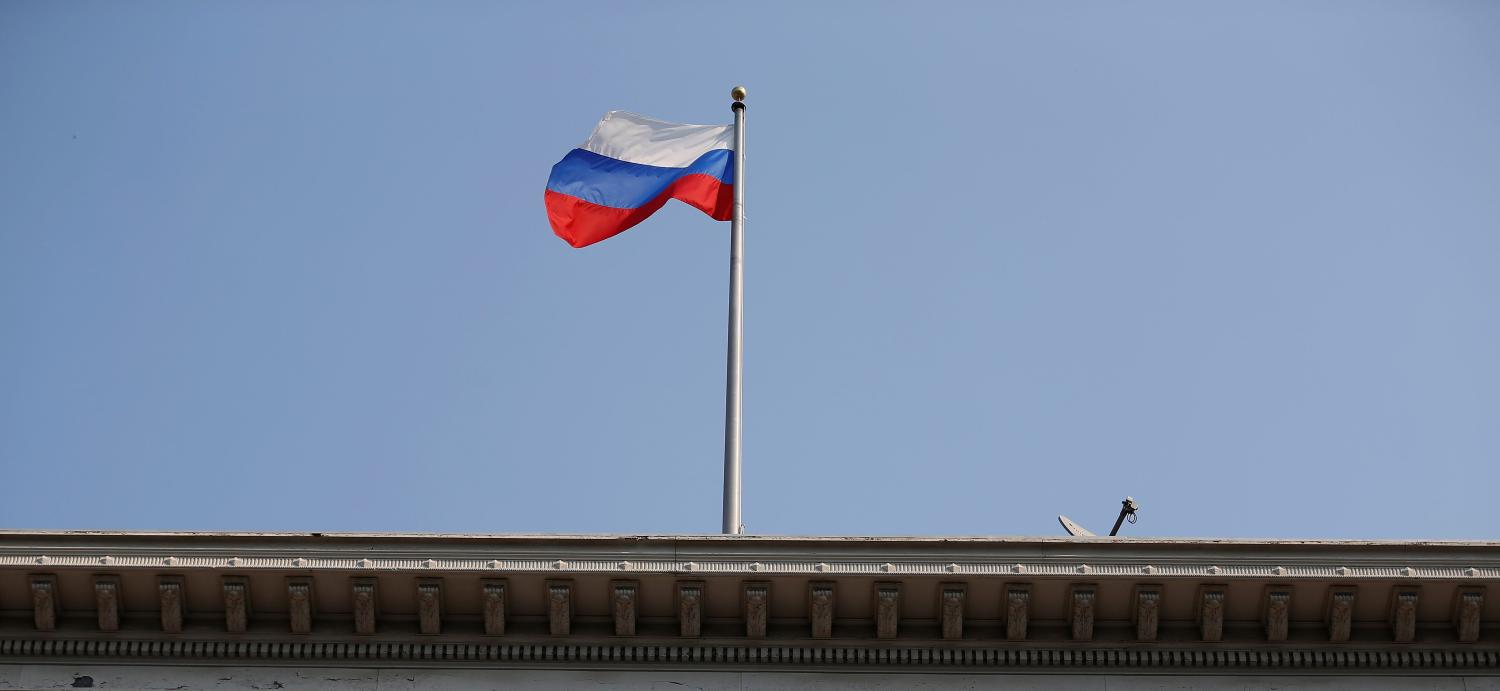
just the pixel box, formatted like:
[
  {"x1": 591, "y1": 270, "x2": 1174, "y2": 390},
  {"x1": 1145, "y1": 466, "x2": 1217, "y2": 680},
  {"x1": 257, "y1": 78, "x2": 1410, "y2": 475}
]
[
  {"x1": 3, "y1": 637, "x2": 1498, "y2": 673},
  {"x1": 2, "y1": 531, "x2": 1495, "y2": 673},
  {"x1": 2, "y1": 532, "x2": 1497, "y2": 580},
  {"x1": 3, "y1": 554, "x2": 1495, "y2": 580}
]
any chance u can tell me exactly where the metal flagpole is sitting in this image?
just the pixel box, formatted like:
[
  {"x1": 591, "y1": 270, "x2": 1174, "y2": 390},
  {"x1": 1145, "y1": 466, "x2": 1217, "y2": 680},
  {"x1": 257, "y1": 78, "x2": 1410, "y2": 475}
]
[{"x1": 722, "y1": 85, "x2": 747, "y2": 535}]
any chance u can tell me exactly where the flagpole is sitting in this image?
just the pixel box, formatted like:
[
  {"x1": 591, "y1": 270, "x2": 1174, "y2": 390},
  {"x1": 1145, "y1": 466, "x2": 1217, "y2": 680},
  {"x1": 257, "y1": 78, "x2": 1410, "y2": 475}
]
[{"x1": 722, "y1": 85, "x2": 747, "y2": 535}]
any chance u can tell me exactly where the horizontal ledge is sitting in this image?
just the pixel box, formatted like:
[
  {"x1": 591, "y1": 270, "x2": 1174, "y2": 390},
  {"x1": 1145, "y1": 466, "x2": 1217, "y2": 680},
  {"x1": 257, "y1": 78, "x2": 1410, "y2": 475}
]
[
  {"x1": 2, "y1": 637, "x2": 1497, "y2": 671},
  {"x1": 3, "y1": 554, "x2": 1496, "y2": 580}
]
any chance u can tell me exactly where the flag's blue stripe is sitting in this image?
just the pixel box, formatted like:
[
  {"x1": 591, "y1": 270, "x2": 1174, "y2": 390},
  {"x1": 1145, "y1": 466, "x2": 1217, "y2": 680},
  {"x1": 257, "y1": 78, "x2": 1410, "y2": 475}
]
[{"x1": 546, "y1": 148, "x2": 733, "y2": 210}]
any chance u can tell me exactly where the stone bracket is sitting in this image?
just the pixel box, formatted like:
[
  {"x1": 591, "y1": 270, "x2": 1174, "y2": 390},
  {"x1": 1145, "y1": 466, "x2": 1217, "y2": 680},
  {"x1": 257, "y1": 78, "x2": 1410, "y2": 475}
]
[
  {"x1": 1133, "y1": 584, "x2": 1162, "y2": 642},
  {"x1": 1069, "y1": 583, "x2": 1096, "y2": 642},
  {"x1": 612, "y1": 580, "x2": 639, "y2": 637},
  {"x1": 30, "y1": 574, "x2": 57, "y2": 632},
  {"x1": 1327, "y1": 586, "x2": 1357, "y2": 643},
  {"x1": 1263, "y1": 585, "x2": 1292, "y2": 642},
  {"x1": 677, "y1": 581, "x2": 704, "y2": 638},
  {"x1": 874, "y1": 582, "x2": 901, "y2": 640},
  {"x1": 809, "y1": 582, "x2": 835, "y2": 639},
  {"x1": 939, "y1": 583, "x2": 965, "y2": 641},
  {"x1": 1005, "y1": 583, "x2": 1030, "y2": 642},
  {"x1": 481, "y1": 579, "x2": 507, "y2": 636},
  {"x1": 416, "y1": 578, "x2": 443, "y2": 635},
  {"x1": 222, "y1": 576, "x2": 249, "y2": 634},
  {"x1": 1389, "y1": 586, "x2": 1419, "y2": 643},
  {"x1": 158, "y1": 576, "x2": 185, "y2": 634},
  {"x1": 94, "y1": 575, "x2": 121, "y2": 633},
  {"x1": 1453, "y1": 586, "x2": 1484, "y2": 643},
  {"x1": 743, "y1": 581, "x2": 769, "y2": 639},
  {"x1": 1197, "y1": 584, "x2": 1226, "y2": 642},
  {"x1": 286, "y1": 577, "x2": 314, "y2": 635},
  {"x1": 351, "y1": 577, "x2": 378, "y2": 635},
  {"x1": 547, "y1": 580, "x2": 572, "y2": 636}
]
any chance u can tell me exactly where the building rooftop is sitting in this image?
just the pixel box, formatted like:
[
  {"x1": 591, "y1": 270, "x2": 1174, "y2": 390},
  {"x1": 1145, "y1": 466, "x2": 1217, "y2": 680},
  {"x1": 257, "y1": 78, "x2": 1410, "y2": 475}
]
[{"x1": 1, "y1": 531, "x2": 1495, "y2": 674}]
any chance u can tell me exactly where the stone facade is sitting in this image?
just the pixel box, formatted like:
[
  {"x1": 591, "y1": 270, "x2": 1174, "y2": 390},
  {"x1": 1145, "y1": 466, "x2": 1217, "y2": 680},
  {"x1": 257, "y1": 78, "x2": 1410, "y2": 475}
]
[{"x1": 0, "y1": 531, "x2": 1496, "y2": 689}]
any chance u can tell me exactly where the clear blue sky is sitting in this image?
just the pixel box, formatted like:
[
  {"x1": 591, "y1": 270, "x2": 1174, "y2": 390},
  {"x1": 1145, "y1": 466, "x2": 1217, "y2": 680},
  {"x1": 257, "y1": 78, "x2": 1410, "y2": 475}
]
[{"x1": 2, "y1": 1, "x2": 1497, "y2": 539}]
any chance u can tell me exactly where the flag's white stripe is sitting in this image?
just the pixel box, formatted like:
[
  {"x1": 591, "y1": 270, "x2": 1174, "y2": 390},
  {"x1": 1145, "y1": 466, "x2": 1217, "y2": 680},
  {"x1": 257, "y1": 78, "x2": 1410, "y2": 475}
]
[{"x1": 581, "y1": 111, "x2": 732, "y2": 169}]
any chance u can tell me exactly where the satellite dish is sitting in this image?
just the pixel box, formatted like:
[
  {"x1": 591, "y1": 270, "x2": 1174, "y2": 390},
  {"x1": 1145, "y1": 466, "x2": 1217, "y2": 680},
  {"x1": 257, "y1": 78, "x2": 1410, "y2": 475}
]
[{"x1": 1057, "y1": 514, "x2": 1096, "y2": 537}]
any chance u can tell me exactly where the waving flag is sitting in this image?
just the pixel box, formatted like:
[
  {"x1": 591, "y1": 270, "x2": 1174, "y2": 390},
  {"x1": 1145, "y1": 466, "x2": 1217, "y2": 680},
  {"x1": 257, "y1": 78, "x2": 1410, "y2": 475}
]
[
  {"x1": 546, "y1": 87, "x2": 750, "y2": 536},
  {"x1": 545, "y1": 111, "x2": 734, "y2": 248}
]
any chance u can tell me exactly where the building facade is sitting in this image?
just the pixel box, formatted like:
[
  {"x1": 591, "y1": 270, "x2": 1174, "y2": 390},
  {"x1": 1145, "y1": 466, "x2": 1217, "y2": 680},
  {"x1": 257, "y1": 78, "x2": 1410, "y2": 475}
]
[{"x1": 1, "y1": 531, "x2": 1496, "y2": 689}]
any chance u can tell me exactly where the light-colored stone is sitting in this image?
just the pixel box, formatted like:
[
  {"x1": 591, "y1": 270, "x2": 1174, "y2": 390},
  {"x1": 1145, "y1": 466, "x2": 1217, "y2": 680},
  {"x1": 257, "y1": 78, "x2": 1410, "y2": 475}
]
[
  {"x1": 1389, "y1": 587, "x2": 1418, "y2": 643},
  {"x1": 873, "y1": 582, "x2": 900, "y2": 639},
  {"x1": 94, "y1": 575, "x2": 121, "y2": 632},
  {"x1": 416, "y1": 579, "x2": 442, "y2": 635},
  {"x1": 1, "y1": 530, "x2": 1497, "y2": 681},
  {"x1": 159, "y1": 576, "x2": 185, "y2": 634},
  {"x1": 287, "y1": 577, "x2": 313, "y2": 634},
  {"x1": 612, "y1": 580, "x2": 638, "y2": 637},
  {"x1": 547, "y1": 580, "x2": 572, "y2": 636},
  {"x1": 1264, "y1": 586, "x2": 1292, "y2": 642},
  {"x1": 743, "y1": 581, "x2": 769, "y2": 639},
  {"x1": 30, "y1": 575, "x2": 57, "y2": 632},
  {"x1": 1198, "y1": 585, "x2": 1226, "y2": 642},
  {"x1": 352, "y1": 578, "x2": 378, "y2": 635},
  {"x1": 1005, "y1": 583, "x2": 1030, "y2": 641},
  {"x1": 678, "y1": 581, "x2": 704, "y2": 638},
  {"x1": 223, "y1": 577, "x2": 249, "y2": 634},
  {"x1": 939, "y1": 584, "x2": 965, "y2": 641},
  {"x1": 1133, "y1": 584, "x2": 1161, "y2": 642},
  {"x1": 1069, "y1": 584, "x2": 1096, "y2": 642},
  {"x1": 481, "y1": 579, "x2": 507, "y2": 636},
  {"x1": 809, "y1": 582, "x2": 835, "y2": 639},
  {"x1": 1453, "y1": 587, "x2": 1483, "y2": 643},
  {"x1": 1328, "y1": 587, "x2": 1357, "y2": 643}
]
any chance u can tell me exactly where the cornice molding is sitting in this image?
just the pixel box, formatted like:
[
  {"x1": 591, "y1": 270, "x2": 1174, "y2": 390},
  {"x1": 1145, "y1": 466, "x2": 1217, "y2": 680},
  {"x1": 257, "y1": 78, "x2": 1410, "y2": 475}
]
[
  {"x1": 2, "y1": 553, "x2": 1495, "y2": 581},
  {"x1": 2, "y1": 637, "x2": 1496, "y2": 673}
]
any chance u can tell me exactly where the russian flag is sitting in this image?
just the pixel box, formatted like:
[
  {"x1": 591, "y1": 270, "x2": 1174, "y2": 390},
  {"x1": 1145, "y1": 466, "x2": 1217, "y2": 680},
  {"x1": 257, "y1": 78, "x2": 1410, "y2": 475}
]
[{"x1": 545, "y1": 111, "x2": 734, "y2": 248}]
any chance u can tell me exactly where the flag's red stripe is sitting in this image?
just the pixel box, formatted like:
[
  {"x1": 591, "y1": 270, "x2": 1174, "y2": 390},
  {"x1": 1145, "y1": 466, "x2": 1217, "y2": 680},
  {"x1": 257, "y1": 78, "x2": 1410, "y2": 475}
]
[{"x1": 545, "y1": 173, "x2": 732, "y2": 248}]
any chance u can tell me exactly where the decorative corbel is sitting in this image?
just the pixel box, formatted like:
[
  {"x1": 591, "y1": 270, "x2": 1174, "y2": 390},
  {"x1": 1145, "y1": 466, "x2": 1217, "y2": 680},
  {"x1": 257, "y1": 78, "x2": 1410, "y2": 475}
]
[
  {"x1": 743, "y1": 581, "x2": 769, "y2": 639},
  {"x1": 1453, "y1": 586, "x2": 1484, "y2": 643},
  {"x1": 416, "y1": 578, "x2": 443, "y2": 635},
  {"x1": 158, "y1": 576, "x2": 185, "y2": 634},
  {"x1": 809, "y1": 581, "x2": 835, "y2": 639},
  {"x1": 1133, "y1": 584, "x2": 1162, "y2": 642},
  {"x1": 1263, "y1": 585, "x2": 1292, "y2": 642},
  {"x1": 612, "y1": 580, "x2": 638, "y2": 637},
  {"x1": 939, "y1": 583, "x2": 966, "y2": 641},
  {"x1": 286, "y1": 577, "x2": 314, "y2": 634},
  {"x1": 1389, "y1": 586, "x2": 1419, "y2": 643},
  {"x1": 351, "y1": 578, "x2": 378, "y2": 635},
  {"x1": 481, "y1": 579, "x2": 507, "y2": 636},
  {"x1": 547, "y1": 580, "x2": 572, "y2": 636},
  {"x1": 31, "y1": 575, "x2": 57, "y2": 632},
  {"x1": 1069, "y1": 584, "x2": 1097, "y2": 642},
  {"x1": 677, "y1": 581, "x2": 704, "y2": 638},
  {"x1": 94, "y1": 575, "x2": 121, "y2": 633},
  {"x1": 1327, "y1": 586, "x2": 1357, "y2": 643},
  {"x1": 1005, "y1": 583, "x2": 1031, "y2": 641},
  {"x1": 1197, "y1": 584, "x2": 1226, "y2": 642},
  {"x1": 874, "y1": 582, "x2": 901, "y2": 639},
  {"x1": 222, "y1": 576, "x2": 249, "y2": 634}
]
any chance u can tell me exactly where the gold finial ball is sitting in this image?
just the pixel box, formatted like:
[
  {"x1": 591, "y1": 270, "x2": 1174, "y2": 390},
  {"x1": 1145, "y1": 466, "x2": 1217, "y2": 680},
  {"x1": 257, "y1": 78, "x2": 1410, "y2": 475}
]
[{"x1": 731, "y1": 85, "x2": 747, "y2": 102}]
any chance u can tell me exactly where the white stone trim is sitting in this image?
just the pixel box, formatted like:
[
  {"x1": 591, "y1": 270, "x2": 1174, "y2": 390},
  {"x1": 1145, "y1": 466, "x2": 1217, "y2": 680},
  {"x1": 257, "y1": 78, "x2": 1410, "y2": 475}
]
[{"x1": 1, "y1": 553, "x2": 1495, "y2": 580}]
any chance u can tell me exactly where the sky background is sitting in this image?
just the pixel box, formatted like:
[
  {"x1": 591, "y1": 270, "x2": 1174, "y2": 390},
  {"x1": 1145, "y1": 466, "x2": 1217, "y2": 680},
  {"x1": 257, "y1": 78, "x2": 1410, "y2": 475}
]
[{"x1": 2, "y1": 1, "x2": 1497, "y2": 539}]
